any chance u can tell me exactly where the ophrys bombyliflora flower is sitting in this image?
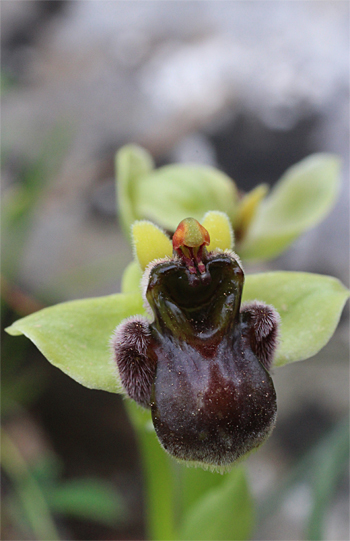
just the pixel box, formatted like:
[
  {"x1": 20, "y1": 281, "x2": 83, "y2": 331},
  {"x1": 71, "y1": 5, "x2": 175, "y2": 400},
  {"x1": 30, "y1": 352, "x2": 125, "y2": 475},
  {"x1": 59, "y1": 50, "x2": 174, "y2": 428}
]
[{"x1": 112, "y1": 213, "x2": 279, "y2": 470}]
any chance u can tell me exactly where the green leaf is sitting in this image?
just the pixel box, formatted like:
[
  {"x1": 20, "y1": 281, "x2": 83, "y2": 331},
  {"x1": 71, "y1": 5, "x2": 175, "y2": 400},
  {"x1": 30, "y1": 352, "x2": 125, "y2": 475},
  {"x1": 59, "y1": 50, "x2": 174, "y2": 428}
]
[
  {"x1": 134, "y1": 164, "x2": 238, "y2": 232},
  {"x1": 5, "y1": 293, "x2": 145, "y2": 393},
  {"x1": 306, "y1": 416, "x2": 349, "y2": 540},
  {"x1": 180, "y1": 467, "x2": 228, "y2": 519},
  {"x1": 47, "y1": 479, "x2": 125, "y2": 526},
  {"x1": 239, "y1": 154, "x2": 341, "y2": 260},
  {"x1": 115, "y1": 144, "x2": 154, "y2": 237},
  {"x1": 179, "y1": 466, "x2": 254, "y2": 541},
  {"x1": 243, "y1": 272, "x2": 349, "y2": 366}
]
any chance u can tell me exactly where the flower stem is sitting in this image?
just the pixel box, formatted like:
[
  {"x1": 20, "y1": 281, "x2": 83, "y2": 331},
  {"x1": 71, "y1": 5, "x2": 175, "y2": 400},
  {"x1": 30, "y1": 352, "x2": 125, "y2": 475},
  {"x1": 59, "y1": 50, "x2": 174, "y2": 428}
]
[{"x1": 125, "y1": 401, "x2": 177, "y2": 540}]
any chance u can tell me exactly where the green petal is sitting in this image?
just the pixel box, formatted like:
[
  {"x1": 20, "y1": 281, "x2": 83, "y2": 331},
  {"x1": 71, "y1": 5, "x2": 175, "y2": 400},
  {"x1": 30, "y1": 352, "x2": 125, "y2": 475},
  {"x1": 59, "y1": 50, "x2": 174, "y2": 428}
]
[
  {"x1": 234, "y1": 183, "x2": 268, "y2": 239},
  {"x1": 134, "y1": 164, "x2": 238, "y2": 231},
  {"x1": 201, "y1": 211, "x2": 234, "y2": 251},
  {"x1": 239, "y1": 154, "x2": 341, "y2": 260},
  {"x1": 243, "y1": 272, "x2": 349, "y2": 366},
  {"x1": 5, "y1": 293, "x2": 145, "y2": 393},
  {"x1": 132, "y1": 220, "x2": 173, "y2": 270}
]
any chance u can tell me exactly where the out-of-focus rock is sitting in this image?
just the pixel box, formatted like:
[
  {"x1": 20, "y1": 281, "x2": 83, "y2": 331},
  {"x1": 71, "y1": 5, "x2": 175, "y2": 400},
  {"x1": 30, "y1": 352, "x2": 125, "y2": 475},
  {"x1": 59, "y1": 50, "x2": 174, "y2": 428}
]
[{"x1": 2, "y1": 0, "x2": 348, "y2": 295}]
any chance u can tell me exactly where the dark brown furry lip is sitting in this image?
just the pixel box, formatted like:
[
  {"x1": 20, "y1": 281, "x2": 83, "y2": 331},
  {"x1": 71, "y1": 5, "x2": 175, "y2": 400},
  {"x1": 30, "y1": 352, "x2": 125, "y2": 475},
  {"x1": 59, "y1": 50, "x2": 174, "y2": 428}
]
[{"x1": 112, "y1": 251, "x2": 280, "y2": 469}]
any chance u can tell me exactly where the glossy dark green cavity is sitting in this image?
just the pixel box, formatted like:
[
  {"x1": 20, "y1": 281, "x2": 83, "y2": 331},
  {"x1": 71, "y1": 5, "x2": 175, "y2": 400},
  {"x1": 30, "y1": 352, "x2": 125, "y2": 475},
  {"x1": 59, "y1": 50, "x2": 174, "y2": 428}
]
[{"x1": 146, "y1": 254, "x2": 277, "y2": 467}]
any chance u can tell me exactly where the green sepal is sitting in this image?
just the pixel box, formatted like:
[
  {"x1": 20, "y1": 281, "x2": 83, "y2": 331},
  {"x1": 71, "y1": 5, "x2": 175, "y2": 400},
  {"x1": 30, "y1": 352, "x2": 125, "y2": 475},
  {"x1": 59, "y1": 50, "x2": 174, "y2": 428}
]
[
  {"x1": 135, "y1": 164, "x2": 238, "y2": 231},
  {"x1": 239, "y1": 154, "x2": 341, "y2": 260},
  {"x1": 115, "y1": 144, "x2": 154, "y2": 237}
]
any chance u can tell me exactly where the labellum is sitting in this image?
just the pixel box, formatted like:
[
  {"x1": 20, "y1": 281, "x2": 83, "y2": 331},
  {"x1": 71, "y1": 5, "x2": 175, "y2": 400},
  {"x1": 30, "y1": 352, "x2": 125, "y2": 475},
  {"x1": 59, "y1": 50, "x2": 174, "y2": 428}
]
[{"x1": 112, "y1": 215, "x2": 279, "y2": 470}]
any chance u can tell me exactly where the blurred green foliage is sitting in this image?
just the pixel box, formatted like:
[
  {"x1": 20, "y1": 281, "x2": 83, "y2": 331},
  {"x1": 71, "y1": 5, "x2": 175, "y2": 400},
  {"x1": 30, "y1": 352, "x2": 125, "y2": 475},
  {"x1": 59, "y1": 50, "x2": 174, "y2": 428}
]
[
  {"x1": 1, "y1": 129, "x2": 126, "y2": 540},
  {"x1": 1, "y1": 427, "x2": 125, "y2": 540}
]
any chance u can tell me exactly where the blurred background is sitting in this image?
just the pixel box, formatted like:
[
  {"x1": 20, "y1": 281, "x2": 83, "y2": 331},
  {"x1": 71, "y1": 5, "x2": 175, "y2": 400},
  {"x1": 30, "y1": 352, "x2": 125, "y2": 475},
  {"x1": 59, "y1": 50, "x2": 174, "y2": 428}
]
[{"x1": 1, "y1": 1, "x2": 349, "y2": 539}]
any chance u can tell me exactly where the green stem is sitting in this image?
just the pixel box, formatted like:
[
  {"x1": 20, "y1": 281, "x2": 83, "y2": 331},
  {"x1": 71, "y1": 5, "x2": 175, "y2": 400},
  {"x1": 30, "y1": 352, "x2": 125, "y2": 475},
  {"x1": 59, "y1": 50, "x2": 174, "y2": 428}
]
[
  {"x1": 125, "y1": 401, "x2": 177, "y2": 540},
  {"x1": 1, "y1": 427, "x2": 60, "y2": 540}
]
